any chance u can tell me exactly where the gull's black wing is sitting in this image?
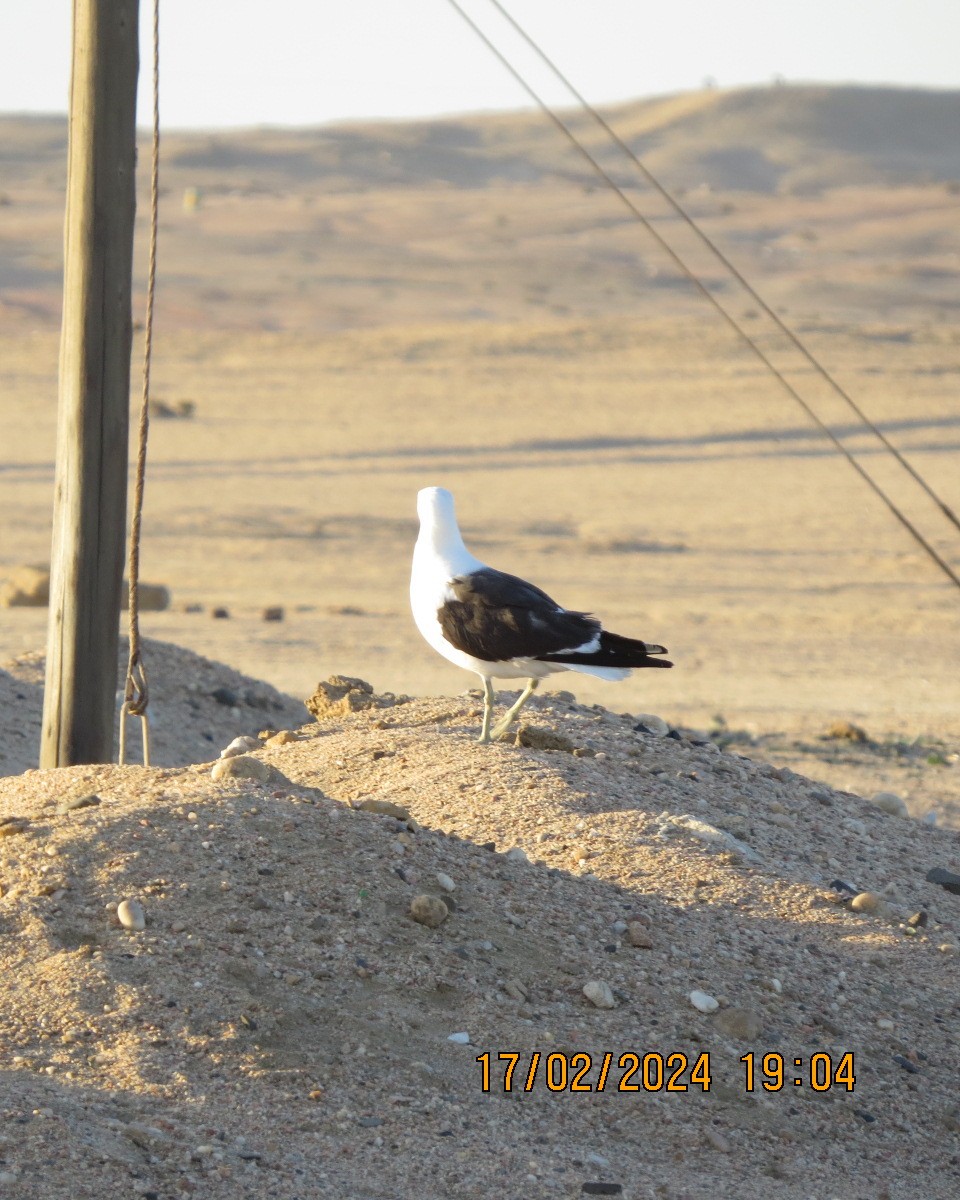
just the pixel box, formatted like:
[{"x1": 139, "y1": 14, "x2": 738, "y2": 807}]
[{"x1": 438, "y1": 567, "x2": 599, "y2": 663}]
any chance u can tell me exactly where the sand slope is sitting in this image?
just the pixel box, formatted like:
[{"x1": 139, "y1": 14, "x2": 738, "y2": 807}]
[
  {"x1": 1, "y1": 670, "x2": 959, "y2": 1198},
  {"x1": 0, "y1": 637, "x2": 309, "y2": 779}
]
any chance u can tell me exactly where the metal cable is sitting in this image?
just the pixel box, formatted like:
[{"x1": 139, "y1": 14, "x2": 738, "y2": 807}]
[
  {"x1": 443, "y1": 0, "x2": 960, "y2": 591},
  {"x1": 486, "y1": 0, "x2": 960, "y2": 537}
]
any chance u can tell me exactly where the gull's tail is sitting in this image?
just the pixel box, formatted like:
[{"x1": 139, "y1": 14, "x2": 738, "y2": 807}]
[{"x1": 542, "y1": 631, "x2": 673, "y2": 678}]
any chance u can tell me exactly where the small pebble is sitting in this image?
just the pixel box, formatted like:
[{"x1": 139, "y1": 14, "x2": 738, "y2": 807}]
[
  {"x1": 504, "y1": 847, "x2": 529, "y2": 864},
  {"x1": 926, "y1": 867, "x2": 960, "y2": 896},
  {"x1": 435, "y1": 872, "x2": 455, "y2": 892},
  {"x1": 409, "y1": 894, "x2": 448, "y2": 928},
  {"x1": 220, "y1": 736, "x2": 259, "y2": 759},
  {"x1": 582, "y1": 981, "x2": 616, "y2": 1009},
  {"x1": 117, "y1": 899, "x2": 146, "y2": 932},
  {"x1": 447, "y1": 1032, "x2": 471, "y2": 1044},
  {"x1": 704, "y1": 1128, "x2": 731, "y2": 1153},
  {"x1": 356, "y1": 798, "x2": 411, "y2": 821},
  {"x1": 689, "y1": 990, "x2": 719, "y2": 1014},
  {"x1": 626, "y1": 921, "x2": 653, "y2": 949},
  {"x1": 871, "y1": 791, "x2": 908, "y2": 817},
  {"x1": 264, "y1": 729, "x2": 299, "y2": 747},
  {"x1": 211, "y1": 755, "x2": 270, "y2": 783}
]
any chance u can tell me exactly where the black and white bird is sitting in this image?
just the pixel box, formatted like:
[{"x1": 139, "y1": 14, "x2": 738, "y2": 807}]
[{"x1": 410, "y1": 486, "x2": 672, "y2": 743}]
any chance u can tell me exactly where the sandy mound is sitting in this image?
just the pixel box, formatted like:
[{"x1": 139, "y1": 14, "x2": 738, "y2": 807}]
[
  {"x1": 1, "y1": 677, "x2": 958, "y2": 1198},
  {"x1": 0, "y1": 637, "x2": 310, "y2": 778}
]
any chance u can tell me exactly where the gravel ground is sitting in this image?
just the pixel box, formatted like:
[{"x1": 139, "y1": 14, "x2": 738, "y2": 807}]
[{"x1": 1, "y1": 657, "x2": 959, "y2": 1199}]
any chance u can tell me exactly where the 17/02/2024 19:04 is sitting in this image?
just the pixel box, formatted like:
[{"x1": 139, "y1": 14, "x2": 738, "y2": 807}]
[{"x1": 475, "y1": 1050, "x2": 856, "y2": 1093}]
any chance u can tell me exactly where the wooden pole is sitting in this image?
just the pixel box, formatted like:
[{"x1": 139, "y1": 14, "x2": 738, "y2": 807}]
[{"x1": 40, "y1": 0, "x2": 140, "y2": 768}]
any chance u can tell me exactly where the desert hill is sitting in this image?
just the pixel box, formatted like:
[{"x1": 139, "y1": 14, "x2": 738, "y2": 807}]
[
  {"x1": 2, "y1": 85, "x2": 959, "y2": 333},
  {"x1": 3, "y1": 84, "x2": 960, "y2": 336},
  {"x1": 3, "y1": 84, "x2": 959, "y2": 194},
  {"x1": 133, "y1": 83, "x2": 960, "y2": 196}
]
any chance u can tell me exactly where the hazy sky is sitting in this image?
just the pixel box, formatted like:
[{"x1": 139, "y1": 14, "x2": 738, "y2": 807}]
[{"x1": 2, "y1": 0, "x2": 957, "y2": 129}]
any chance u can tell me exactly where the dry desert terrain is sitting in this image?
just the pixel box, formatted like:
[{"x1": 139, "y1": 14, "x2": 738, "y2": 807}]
[{"x1": 0, "y1": 85, "x2": 959, "y2": 1198}]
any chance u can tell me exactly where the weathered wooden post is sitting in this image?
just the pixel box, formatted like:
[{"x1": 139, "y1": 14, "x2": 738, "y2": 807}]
[{"x1": 40, "y1": 0, "x2": 140, "y2": 767}]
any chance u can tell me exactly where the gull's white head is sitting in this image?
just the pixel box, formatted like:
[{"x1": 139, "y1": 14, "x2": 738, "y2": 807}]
[
  {"x1": 414, "y1": 486, "x2": 477, "y2": 570},
  {"x1": 416, "y1": 486, "x2": 456, "y2": 528}
]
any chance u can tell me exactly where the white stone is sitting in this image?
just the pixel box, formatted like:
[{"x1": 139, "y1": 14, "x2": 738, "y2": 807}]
[
  {"x1": 211, "y1": 754, "x2": 270, "y2": 783},
  {"x1": 582, "y1": 980, "x2": 616, "y2": 1009},
  {"x1": 689, "y1": 990, "x2": 719, "y2": 1014},
  {"x1": 435, "y1": 872, "x2": 455, "y2": 892},
  {"x1": 117, "y1": 899, "x2": 145, "y2": 932},
  {"x1": 220, "y1": 735, "x2": 260, "y2": 759},
  {"x1": 447, "y1": 1032, "x2": 471, "y2": 1044}
]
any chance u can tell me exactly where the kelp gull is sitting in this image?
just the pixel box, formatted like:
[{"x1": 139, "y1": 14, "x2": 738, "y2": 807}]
[{"x1": 410, "y1": 486, "x2": 672, "y2": 743}]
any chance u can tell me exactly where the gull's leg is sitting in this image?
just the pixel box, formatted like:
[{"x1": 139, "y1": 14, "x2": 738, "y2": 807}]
[
  {"x1": 491, "y1": 677, "x2": 539, "y2": 742},
  {"x1": 478, "y1": 677, "x2": 496, "y2": 744}
]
